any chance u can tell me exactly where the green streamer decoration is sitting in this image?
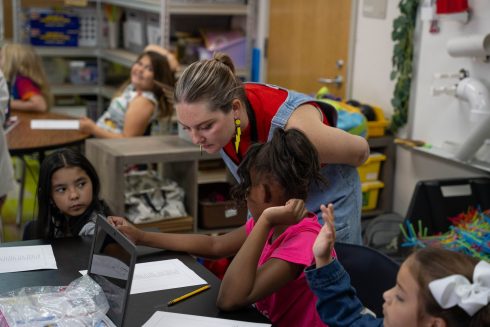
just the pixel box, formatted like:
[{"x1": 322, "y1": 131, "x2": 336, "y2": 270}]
[{"x1": 390, "y1": 0, "x2": 420, "y2": 133}]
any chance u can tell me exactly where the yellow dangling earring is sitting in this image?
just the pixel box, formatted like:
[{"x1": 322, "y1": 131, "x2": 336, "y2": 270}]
[
  {"x1": 200, "y1": 144, "x2": 203, "y2": 156},
  {"x1": 234, "y1": 118, "x2": 241, "y2": 154}
]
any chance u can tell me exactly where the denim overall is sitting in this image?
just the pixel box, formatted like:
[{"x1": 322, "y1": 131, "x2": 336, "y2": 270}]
[{"x1": 220, "y1": 83, "x2": 362, "y2": 245}]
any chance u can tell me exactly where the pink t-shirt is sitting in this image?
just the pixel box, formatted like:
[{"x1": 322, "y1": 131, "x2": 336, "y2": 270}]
[{"x1": 246, "y1": 213, "x2": 327, "y2": 327}]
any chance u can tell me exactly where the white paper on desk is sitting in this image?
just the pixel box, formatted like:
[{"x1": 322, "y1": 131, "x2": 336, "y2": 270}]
[
  {"x1": 131, "y1": 259, "x2": 207, "y2": 294},
  {"x1": 30, "y1": 119, "x2": 80, "y2": 130},
  {"x1": 0, "y1": 245, "x2": 57, "y2": 273},
  {"x1": 143, "y1": 311, "x2": 271, "y2": 327},
  {"x1": 80, "y1": 259, "x2": 207, "y2": 294}
]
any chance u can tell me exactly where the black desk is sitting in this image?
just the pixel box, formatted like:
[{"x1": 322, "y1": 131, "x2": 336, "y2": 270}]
[{"x1": 0, "y1": 238, "x2": 270, "y2": 326}]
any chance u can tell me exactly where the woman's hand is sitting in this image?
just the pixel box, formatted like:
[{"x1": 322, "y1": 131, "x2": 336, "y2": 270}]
[
  {"x1": 79, "y1": 117, "x2": 96, "y2": 135},
  {"x1": 107, "y1": 216, "x2": 145, "y2": 244},
  {"x1": 312, "y1": 204, "x2": 336, "y2": 268},
  {"x1": 261, "y1": 199, "x2": 307, "y2": 227}
]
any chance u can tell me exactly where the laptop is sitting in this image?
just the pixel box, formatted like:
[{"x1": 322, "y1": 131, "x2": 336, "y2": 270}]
[{"x1": 88, "y1": 215, "x2": 137, "y2": 327}]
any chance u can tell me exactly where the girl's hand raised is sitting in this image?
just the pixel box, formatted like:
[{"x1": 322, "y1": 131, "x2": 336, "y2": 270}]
[
  {"x1": 108, "y1": 216, "x2": 145, "y2": 245},
  {"x1": 262, "y1": 199, "x2": 308, "y2": 227},
  {"x1": 312, "y1": 204, "x2": 336, "y2": 268}
]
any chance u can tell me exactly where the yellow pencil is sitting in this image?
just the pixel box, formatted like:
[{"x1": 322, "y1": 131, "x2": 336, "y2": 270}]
[{"x1": 167, "y1": 285, "x2": 211, "y2": 306}]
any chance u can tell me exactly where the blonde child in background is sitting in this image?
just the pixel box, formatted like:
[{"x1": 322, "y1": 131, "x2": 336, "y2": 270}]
[
  {"x1": 110, "y1": 128, "x2": 332, "y2": 326},
  {"x1": 0, "y1": 42, "x2": 52, "y2": 113},
  {"x1": 305, "y1": 204, "x2": 490, "y2": 327},
  {"x1": 79, "y1": 45, "x2": 176, "y2": 138}
]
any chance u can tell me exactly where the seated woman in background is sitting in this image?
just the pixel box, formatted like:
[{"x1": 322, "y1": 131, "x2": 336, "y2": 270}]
[
  {"x1": 0, "y1": 42, "x2": 52, "y2": 112},
  {"x1": 79, "y1": 45, "x2": 176, "y2": 138}
]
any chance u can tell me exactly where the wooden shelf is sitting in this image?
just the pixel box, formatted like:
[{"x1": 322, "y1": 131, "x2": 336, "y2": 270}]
[{"x1": 198, "y1": 168, "x2": 228, "y2": 184}]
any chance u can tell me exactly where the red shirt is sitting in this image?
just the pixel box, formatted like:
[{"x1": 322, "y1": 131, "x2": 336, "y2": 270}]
[{"x1": 223, "y1": 84, "x2": 329, "y2": 164}]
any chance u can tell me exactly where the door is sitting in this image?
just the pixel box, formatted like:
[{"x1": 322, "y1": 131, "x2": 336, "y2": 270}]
[{"x1": 267, "y1": 0, "x2": 352, "y2": 98}]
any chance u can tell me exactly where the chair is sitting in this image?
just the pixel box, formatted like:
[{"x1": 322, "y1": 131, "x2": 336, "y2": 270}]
[
  {"x1": 335, "y1": 241, "x2": 400, "y2": 318},
  {"x1": 22, "y1": 220, "x2": 37, "y2": 241}
]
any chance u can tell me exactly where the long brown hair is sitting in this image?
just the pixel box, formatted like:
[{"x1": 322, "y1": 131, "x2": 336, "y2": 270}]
[{"x1": 116, "y1": 51, "x2": 175, "y2": 119}]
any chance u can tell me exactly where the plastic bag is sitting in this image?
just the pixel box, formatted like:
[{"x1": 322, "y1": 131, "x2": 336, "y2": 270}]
[
  {"x1": 0, "y1": 275, "x2": 109, "y2": 327},
  {"x1": 124, "y1": 170, "x2": 187, "y2": 224}
]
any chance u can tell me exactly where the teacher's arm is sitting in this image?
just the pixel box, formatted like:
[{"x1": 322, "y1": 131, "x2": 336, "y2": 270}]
[{"x1": 286, "y1": 104, "x2": 369, "y2": 167}]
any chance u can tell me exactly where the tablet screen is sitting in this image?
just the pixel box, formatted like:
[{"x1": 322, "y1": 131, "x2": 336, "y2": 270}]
[{"x1": 88, "y1": 217, "x2": 136, "y2": 327}]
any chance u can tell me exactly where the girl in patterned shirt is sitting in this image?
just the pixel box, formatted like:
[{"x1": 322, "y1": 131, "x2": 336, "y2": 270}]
[{"x1": 79, "y1": 45, "x2": 176, "y2": 138}]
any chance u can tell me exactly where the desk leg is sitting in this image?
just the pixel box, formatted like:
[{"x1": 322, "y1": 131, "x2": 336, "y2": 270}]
[{"x1": 16, "y1": 157, "x2": 26, "y2": 227}]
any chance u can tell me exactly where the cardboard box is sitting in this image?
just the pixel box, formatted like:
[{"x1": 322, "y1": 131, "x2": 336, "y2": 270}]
[
  {"x1": 198, "y1": 183, "x2": 247, "y2": 229},
  {"x1": 29, "y1": 11, "x2": 80, "y2": 46}
]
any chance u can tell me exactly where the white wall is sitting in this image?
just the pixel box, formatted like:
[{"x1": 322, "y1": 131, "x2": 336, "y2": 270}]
[
  {"x1": 351, "y1": 0, "x2": 490, "y2": 216},
  {"x1": 351, "y1": 0, "x2": 398, "y2": 118},
  {"x1": 410, "y1": 2, "x2": 490, "y2": 147}
]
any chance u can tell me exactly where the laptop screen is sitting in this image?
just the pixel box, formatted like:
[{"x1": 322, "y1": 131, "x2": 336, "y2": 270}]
[{"x1": 88, "y1": 216, "x2": 137, "y2": 327}]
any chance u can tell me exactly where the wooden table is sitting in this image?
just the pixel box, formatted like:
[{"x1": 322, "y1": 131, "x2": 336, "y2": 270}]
[
  {"x1": 7, "y1": 110, "x2": 89, "y2": 156},
  {"x1": 6, "y1": 110, "x2": 89, "y2": 226}
]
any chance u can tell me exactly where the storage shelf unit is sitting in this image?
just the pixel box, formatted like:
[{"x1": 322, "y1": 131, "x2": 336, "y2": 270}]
[
  {"x1": 362, "y1": 135, "x2": 396, "y2": 219},
  {"x1": 34, "y1": 46, "x2": 99, "y2": 57},
  {"x1": 85, "y1": 135, "x2": 222, "y2": 233},
  {"x1": 12, "y1": 0, "x2": 104, "y2": 116},
  {"x1": 12, "y1": 0, "x2": 256, "y2": 115}
]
